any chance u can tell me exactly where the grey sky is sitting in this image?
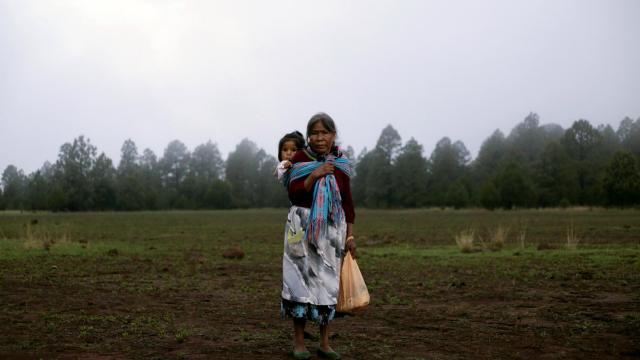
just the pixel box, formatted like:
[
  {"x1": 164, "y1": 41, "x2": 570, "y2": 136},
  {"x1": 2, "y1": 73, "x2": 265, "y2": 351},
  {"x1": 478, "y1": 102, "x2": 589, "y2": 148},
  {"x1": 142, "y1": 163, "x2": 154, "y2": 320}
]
[{"x1": 1, "y1": 0, "x2": 639, "y2": 174}]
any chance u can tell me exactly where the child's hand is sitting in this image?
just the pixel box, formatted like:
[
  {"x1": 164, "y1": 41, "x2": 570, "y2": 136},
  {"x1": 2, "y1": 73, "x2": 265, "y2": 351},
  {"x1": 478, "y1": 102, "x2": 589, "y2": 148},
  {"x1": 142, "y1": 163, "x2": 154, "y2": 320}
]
[{"x1": 283, "y1": 160, "x2": 292, "y2": 169}]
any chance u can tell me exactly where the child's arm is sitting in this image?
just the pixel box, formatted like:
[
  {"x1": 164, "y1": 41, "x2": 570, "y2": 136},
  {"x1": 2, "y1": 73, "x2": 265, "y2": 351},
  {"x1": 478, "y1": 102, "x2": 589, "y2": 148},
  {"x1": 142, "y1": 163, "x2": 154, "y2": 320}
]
[{"x1": 275, "y1": 160, "x2": 292, "y2": 180}]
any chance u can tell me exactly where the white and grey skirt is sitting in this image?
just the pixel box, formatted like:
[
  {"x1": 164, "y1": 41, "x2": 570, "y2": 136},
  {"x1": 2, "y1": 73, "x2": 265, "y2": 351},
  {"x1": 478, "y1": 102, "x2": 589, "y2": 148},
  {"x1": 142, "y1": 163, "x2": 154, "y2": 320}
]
[{"x1": 281, "y1": 205, "x2": 347, "y2": 307}]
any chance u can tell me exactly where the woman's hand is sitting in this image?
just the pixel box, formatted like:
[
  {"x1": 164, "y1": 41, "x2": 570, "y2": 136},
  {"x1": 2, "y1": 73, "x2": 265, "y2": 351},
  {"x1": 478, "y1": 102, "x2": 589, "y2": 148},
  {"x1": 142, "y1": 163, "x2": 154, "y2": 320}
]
[
  {"x1": 346, "y1": 235, "x2": 356, "y2": 259},
  {"x1": 304, "y1": 163, "x2": 334, "y2": 191},
  {"x1": 311, "y1": 163, "x2": 334, "y2": 178}
]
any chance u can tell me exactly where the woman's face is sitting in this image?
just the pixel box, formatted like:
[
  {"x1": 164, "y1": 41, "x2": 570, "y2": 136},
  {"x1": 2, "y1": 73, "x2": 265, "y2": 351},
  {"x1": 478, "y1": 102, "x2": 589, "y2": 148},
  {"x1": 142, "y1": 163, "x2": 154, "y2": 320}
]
[{"x1": 308, "y1": 121, "x2": 336, "y2": 155}]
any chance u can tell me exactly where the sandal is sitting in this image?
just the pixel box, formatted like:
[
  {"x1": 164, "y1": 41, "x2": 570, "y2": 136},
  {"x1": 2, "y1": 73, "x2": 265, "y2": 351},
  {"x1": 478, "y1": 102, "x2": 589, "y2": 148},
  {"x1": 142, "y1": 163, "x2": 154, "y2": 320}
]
[
  {"x1": 317, "y1": 348, "x2": 342, "y2": 360},
  {"x1": 291, "y1": 349, "x2": 311, "y2": 360}
]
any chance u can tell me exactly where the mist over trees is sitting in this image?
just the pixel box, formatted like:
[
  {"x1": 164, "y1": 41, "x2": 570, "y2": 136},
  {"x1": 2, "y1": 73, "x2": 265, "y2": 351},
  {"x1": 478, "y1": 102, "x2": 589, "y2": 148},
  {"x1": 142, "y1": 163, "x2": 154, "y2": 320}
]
[{"x1": 1, "y1": 114, "x2": 639, "y2": 211}]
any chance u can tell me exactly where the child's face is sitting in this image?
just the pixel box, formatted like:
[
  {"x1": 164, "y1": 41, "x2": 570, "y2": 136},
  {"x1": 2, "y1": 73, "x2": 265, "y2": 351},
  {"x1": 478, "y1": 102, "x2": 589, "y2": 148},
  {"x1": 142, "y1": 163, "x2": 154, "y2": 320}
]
[{"x1": 281, "y1": 140, "x2": 298, "y2": 161}]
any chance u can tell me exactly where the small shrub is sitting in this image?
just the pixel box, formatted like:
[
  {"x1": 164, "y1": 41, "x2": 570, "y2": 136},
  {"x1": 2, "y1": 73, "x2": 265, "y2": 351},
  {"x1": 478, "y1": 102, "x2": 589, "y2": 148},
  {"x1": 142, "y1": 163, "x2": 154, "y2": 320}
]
[
  {"x1": 559, "y1": 198, "x2": 571, "y2": 208},
  {"x1": 454, "y1": 229, "x2": 475, "y2": 253},
  {"x1": 22, "y1": 223, "x2": 71, "y2": 251},
  {"x1": 566, "y1": 224, "x2": 580, "y2": 250},
  {"x1": 486, "y1": 225, "x2": 508, "y2": 251},
  {"x1": 517, "y1": 229, "x2": 526, "y2": 249},
  {"x1": 516, "y1": 220, "x2": 527, "y2": 249},
  {"x1": 175, "y1": 328, "x2": 190, "y2": 343}
]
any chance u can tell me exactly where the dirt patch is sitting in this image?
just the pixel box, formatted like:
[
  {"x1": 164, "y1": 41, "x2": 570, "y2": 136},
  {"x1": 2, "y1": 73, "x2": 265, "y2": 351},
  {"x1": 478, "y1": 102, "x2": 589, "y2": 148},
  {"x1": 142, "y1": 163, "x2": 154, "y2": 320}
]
[{"x1": 1, "y1": 256, "x2": 638, "y2": 359}]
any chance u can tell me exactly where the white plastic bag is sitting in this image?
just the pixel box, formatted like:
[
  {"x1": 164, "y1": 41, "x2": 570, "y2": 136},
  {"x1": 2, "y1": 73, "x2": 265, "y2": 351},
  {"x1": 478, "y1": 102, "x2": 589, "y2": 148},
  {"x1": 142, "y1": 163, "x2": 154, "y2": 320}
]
[{"x1": 337, "y1": 252, "x2": 370, "y2": 314}]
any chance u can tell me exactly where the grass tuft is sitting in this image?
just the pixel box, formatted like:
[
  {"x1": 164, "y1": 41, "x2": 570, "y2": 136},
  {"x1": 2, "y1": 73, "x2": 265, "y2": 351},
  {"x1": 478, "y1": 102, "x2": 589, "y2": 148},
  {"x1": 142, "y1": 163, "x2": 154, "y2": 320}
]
[
  {"x1": 22, "y1": 223, "x2": 73, "y2": 251},
  {"x1": 566, "y1": 223, "x2": 580, "y2": 250},
  {"x1": 175, "y1": 328, "x2": 191, "y2": 343},
  {"x1": 454, "y1": 229, "x2": 476, "y2": 253},
  {"x1": 517, "y1": 220, "x2": 527, "y2": 249},
  {"x1": 485, "y1": 225, "x2": 508, "y2": 251}
]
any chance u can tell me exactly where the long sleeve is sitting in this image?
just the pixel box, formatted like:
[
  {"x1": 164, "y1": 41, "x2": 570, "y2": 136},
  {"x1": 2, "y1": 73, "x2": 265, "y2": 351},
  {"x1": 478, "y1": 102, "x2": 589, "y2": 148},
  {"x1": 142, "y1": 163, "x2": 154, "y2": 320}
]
[
  {"x1": 275, "y1": 160, "x2": 290, "y2": 181},
  {"x1": 287, "y1": 151, "x2": 314, "y2": 207},
  {"x1": 288, "y1": 177, "x2": 312, "y2": 207},
  {"x1": 336, "y1": 169, "x2": 355, "y2": 224}
]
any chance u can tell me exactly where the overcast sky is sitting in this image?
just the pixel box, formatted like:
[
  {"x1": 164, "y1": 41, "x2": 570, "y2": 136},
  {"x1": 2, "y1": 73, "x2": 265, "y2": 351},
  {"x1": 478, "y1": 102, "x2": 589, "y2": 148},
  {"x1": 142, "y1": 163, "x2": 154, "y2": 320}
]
[{"x1": 1, "y1": 0, "x2": 639, "y2": 174}]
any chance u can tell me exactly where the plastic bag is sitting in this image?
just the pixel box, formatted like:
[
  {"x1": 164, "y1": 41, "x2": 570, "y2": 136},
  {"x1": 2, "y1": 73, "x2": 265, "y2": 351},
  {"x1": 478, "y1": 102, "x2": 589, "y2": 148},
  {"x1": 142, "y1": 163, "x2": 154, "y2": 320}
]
[{"x1": 337, "y1": 252, "x2": 370, "y2": 314}]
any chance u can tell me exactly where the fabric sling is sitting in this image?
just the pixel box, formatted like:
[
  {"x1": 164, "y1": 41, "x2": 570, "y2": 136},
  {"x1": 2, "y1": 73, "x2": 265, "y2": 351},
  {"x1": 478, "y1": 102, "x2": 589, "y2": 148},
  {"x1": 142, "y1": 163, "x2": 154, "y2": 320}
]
[{"x1": 284, "y1": 151, "x2": 352, "y2": 246}]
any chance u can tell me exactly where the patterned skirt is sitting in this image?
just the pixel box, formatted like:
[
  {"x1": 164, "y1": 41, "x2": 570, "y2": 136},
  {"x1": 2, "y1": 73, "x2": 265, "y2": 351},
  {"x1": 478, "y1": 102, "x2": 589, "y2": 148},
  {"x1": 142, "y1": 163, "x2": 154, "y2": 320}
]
[{"x1": 281, "y1": 205, "x2": 347, "y2": 325}]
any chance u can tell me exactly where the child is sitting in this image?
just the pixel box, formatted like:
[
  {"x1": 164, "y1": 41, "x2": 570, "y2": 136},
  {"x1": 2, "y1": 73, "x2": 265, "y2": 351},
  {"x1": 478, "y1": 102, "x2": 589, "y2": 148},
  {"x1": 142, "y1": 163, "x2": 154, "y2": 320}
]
[{"x1": 275, "y1": 131, "x2": 305, "y2": 181}]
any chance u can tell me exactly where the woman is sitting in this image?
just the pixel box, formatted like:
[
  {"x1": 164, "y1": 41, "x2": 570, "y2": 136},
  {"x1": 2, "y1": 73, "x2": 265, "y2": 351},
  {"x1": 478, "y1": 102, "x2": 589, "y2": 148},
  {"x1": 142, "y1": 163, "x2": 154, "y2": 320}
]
[{"x1": 281, "y1": 113, "x2": 356, "y2": 360}]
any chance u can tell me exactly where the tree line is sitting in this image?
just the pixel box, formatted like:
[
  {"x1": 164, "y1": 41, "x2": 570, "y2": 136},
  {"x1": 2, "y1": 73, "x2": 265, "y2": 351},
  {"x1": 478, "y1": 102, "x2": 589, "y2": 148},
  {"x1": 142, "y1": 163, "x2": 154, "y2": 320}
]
[
  {"x1": 0, "y1": 137, "x2": 287, "y2": 211},
  {"x1": 1, "y1": 114, "x2": 639, "y2": 211},
  {"x1": 355, "y1": 114, "x2": 640, "y2": 209}
]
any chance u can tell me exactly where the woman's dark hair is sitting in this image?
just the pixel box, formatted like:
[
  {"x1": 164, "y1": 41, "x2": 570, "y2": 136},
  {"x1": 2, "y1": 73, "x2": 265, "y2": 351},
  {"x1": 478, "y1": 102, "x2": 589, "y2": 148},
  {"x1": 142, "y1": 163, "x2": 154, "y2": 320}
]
[
  {"x1": 306, "y1": 112, "x2": 341, "y2": 156},
  {"x1": 306, "y1": 112, "x2": 337, "y2": 138},
  {"x1": 278, "y1": 131, "x2": 305, "y2": 161}
]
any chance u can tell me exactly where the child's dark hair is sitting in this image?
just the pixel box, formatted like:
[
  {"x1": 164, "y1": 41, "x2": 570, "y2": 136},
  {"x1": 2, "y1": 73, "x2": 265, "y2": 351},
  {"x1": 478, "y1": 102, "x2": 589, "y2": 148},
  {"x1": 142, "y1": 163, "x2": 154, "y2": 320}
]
[{"x1": 278, "y1": 131, "x2": 305, "y2": 161}]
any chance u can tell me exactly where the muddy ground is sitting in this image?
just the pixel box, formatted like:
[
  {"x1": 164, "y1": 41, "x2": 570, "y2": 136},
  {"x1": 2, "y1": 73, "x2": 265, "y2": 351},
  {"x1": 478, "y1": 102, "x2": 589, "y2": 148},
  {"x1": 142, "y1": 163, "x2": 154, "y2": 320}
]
[{"x1": 0, "y1": 209, "x2": 638, "y2": 359}]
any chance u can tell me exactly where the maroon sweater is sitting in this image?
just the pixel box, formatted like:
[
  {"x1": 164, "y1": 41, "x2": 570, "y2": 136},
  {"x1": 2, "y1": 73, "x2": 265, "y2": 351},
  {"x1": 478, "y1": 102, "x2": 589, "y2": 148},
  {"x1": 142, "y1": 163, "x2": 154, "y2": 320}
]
[{"x1": 288, "y1": 150, "x2": 356, "y2": 224}]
